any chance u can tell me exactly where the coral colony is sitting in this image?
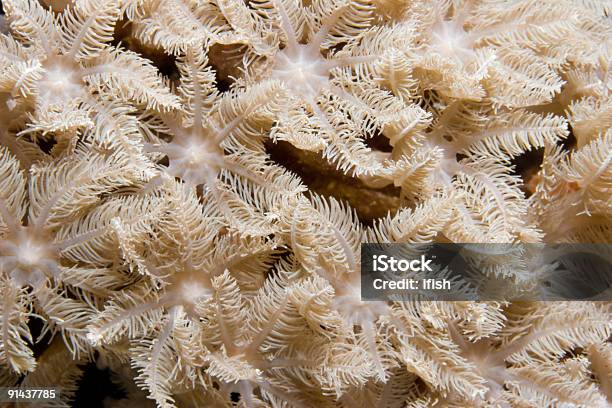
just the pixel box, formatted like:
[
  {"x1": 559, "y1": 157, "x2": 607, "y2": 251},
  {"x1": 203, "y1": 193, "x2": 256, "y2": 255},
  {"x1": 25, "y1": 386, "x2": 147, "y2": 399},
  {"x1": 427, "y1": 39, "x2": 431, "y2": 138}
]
[{"x1": 0, "y1": 0, "x2": 610, "y2": 407}]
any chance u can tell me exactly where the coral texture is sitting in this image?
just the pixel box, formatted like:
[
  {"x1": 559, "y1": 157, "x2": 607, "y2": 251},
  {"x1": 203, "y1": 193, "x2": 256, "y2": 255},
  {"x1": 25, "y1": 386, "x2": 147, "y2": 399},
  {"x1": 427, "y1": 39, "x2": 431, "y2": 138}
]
[{"x1": 0, "y1": 0, "x2": 610, "y2": 407}]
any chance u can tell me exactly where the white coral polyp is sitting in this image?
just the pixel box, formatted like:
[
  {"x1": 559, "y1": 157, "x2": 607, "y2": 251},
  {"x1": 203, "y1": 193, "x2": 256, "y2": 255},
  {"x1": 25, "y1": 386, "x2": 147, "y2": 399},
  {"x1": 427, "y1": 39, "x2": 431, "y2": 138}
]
[
  {"x1": 165, "y1": 270, "x2": 214, "y2": 315},
  {"x1": 38, "y1": 56, "x2": 86, "y2": 106},
  {"x1": 175, "y1": 277, "x2": 213, "y2": 308},
  {"x1": 430, "y1": 19, "x2": 475, "y2": 65},
  {"x1": 332, "y1": 288, "x2": 388, "y2": 327},
  {"x1": 86, "y1": 330, "x2": 103, "y2": 347},
  {"x1": 157, "y1": 135, "x2": 225, "y2": 186},
  {"x1": 272, "y1": 44, "x2": 332, "y2": 99},
  {"x1": 0, "y1": 225, "x2": 59, "y2": 286}
]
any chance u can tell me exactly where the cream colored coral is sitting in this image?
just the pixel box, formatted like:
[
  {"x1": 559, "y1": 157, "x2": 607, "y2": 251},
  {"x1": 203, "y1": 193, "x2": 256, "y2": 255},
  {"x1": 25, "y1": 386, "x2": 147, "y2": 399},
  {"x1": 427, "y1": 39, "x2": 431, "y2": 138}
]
[{"x1": 0, "y1": 0, "x2": 610, "y2": 407}]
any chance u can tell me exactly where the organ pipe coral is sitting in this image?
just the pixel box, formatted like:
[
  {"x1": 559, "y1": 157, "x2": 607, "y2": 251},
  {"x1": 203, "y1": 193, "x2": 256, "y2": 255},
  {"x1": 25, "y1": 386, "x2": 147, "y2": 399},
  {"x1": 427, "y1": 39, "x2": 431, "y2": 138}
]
[{"x1": 0, "y1": 0, "x2": 610, "y2": 407}]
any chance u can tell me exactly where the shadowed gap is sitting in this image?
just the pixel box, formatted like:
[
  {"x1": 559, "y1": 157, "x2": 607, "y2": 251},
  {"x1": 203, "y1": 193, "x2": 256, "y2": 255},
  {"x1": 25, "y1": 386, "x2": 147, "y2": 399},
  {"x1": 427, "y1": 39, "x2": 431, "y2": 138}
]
[{"x1": 265, "y1": 139, "x2": 402, "y2": 225}]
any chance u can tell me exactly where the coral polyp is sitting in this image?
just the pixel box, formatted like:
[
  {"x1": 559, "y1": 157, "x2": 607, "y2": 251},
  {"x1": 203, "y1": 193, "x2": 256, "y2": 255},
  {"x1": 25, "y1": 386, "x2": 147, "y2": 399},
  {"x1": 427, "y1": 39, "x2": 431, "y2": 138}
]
[
  {"x1": 38, "y1": 56, "x2": 86, "y2": 104},
  {"x1": 152, "y1": 131, "x2": 225, "y2": 186},
  {"x1": 272, "y1": 43, "x2": 332, "y2": 98},
  {"x1": 0, "y1": 225, "x2": 60, "y2": 286}
]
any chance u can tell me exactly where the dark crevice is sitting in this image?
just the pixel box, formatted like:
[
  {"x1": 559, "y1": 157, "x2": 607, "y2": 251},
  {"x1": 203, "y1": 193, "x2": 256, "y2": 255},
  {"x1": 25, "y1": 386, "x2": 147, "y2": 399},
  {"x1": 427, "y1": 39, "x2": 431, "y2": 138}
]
[
  {"x1": 418, "y1": 89, "x2": 440, "y2": 113},
  {"x1": 73, "y1": 362, "x2": 126, "y2": 408},
  {"x1": 208, "y1": 43, "x2": 245, "y2": 92},
  {"x1": 231, "y1": 392, "x2": 241, "y2": 403},
  {"x1": 560, "y1": 124, "x2": 577, "y2": 151},
  {"x1": 323, "y1": 41, "x2": 347, "y2": 58},
  {"x1": 215, "y1": 73, "x2": 233, "y2": 93},
  {"x1": 36, "y1": 135, "x2": 57, "y2": 154},
  {"x1": 28, "y1": 311, "x2": 53, "y2": 359},
  {"x1": 511, "y1": 147, "x2": 545, "y2": 198},
  {"x1": 158, "y1": 155, "x2": 170, "y2": 167},
  {"x1": 111, "y1": 19, "x2": 133, "y2": 48},
  {"x1": 112, "y1": 19, "x2": 178, "y2": 79},
  {"x1": 455, "y1": 152, "x2": 468, "y2": 162},
  {"x1": 266, "y1": 139, "x2": 402, "y2": 225},
  {"x1": 365, "y1": 130, "x2": 393, "y2": 152}
]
